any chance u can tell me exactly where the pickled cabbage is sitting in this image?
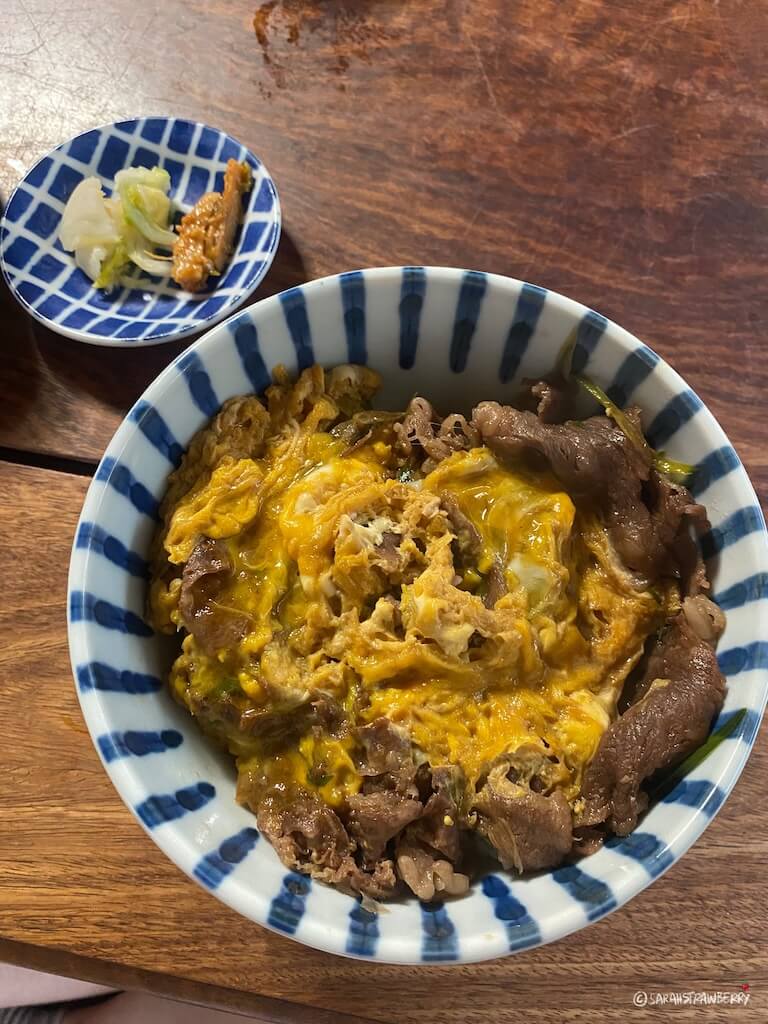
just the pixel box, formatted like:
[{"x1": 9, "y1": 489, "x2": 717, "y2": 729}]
[{"x1": 58, "y1": 166, "x2": 175, "y2": 290}]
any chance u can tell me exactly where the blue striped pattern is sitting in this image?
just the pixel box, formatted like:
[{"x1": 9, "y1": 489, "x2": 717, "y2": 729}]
[
  {"x1": 267, "y1": 872, "x2": 310, "y2": 934},
  {"x1": 193, "y1": 827, "x2": 260, "y2": 889},
  {"x1": 646, "y1": 389, "x2": 702, "y2": 448},
  {"x1": 98, "y1": 728, "x2": 182, "y2": 762},
  {"x1": 95, "y1": 457, "x2": 159, "y2": 520},
  {"x1": 701, "y1": 506, "x2": 765, "y2": 560},
  {"x1": 75, "y1": 522, "x2": 148, "y2": 578},
  {"x1": 710, "y1": 707, "x2": 760, "y2": 746},
  {"x1": 712, "y1": 707, "x2": 750, "y2": 733},
  {"x1": 233, "y1": 318, "x2": 270, "y2": 394},
  {"x1": 136, "y1": 781, "x2": 216, "y2": 827},
  {"x1": 450, "y1": 270, "x2": 487, "y2": 373},
  {"x1": 714, "y1": 573, "x2": 768, "y2": 611},
  {"x1": 690, "y1": 445, "x2": 740, "y2": 497},
  {"x1": 346, "y1": 901, "x2": 380, "y2": 957},
  {"x1": 340, "y1": 270, "x2": 366, "y2": 363},
  {"x1": 129, "y1": 401, "x2": 183, "y2": 466},
  {"x1": 280, "y1": 287, "x2": 314, "y2": 369},
  {"x1": 421, "y1": 903, "x2": 459, "y2": 961},
  {"x1": 70, "y1": 591, "x2": 153, "y2": 637},
  {"x1": 481, "y1": 875, "x2": 540, "y2": 952},
  {"x1": 726, "y1": 707, "x2": 759, "y2": 746},
  {"x1": 399, "y1": 266, "x2": 426, "y2": 369},
  {"x1": 605, "y1": 832, "x2": 674, "y2": 878},
  {"x1": 661, "y1": 779, "x2": 726, "y2": 816},
  {"x1": 552, "y1": 864, "x2": 616, "y2": 921},
  {"x1": 0, "y1": 117, "x2": 280, "y2": 345},
  {"x1": 718, "y1": 642, "x2": 768, "y2": 676},
  {"x1": 179, "y1": 350, "x2": 219, "y2": 416},
  {"x1": 67, "y1": 266, "x2": 768, "y2": 964},
  {"x1": 76, "y1": 662, "x2": 161, "y2": 694},
  {"x1": 570, "y1": 310, "x2": 608, "y2": 375},
  {"x1": 606, "y1": 346, "x2": 659, "y2": 406},
  {"x1": 499, "y1": 283, "x2": 547, "y2": 382}
]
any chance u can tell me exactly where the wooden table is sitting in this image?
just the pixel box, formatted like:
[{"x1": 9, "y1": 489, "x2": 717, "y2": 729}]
[{"x1": 1, "y1": 1, "x2": 766, "y2": 1021}]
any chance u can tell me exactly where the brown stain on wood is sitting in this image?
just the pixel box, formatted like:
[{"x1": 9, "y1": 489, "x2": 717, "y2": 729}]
[
  {"x1": 1, "y1": 0, "x2": 768, "y2": 1017},
  {"x1": 253, "y1": 0, "x2": 393, "y2": 89}
]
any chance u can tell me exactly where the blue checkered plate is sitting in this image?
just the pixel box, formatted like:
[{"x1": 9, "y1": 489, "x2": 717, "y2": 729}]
[{"x1": 0, "y1": 117, "x2": 281, "y2": 346}]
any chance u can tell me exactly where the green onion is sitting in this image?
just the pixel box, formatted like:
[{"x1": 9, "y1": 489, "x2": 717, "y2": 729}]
[
  {"x1": 574, "y1": 373, "x2": 696, "y2": 484},
  {"x1": 576, "y1": 375, "x2": 649, "y2": 453},
  {"x1": 654, "y1": 452, "x2": 697, "y2": 485},
  {"x1": 556, "y1": 326, "x2": 579, "y2": 378},
  {"x1": 648, "y1": 707, "x2": 746, "y2": 800}
]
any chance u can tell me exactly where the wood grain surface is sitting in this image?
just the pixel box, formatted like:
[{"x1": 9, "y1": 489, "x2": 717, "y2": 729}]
[
  {"x1": 0, "y1": 0, "x2": 766, "y2": 501},
  {"x1": 1, "y1": 0, "x2": 768, "y2": 1020},
  {"x1": 0, "y1": 459, "x2": 766, "y2": 1021}
]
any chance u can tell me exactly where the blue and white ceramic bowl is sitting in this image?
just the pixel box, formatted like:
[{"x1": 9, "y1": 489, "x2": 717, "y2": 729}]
[
  {"x1": 0, "y1": 117, "x2": 280, "y2": 346},
  {"x1": 67, "y1": 268, "x2": 768, "y2": 963}
]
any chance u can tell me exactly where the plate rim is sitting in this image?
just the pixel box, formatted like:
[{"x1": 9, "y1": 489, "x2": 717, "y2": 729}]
[{"x1": 0, "y1": 115, "x2": 282, "y2": 347}]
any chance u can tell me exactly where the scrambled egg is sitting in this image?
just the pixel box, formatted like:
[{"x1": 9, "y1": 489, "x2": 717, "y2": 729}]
[{"x1": 150, "y1": 384, "x2": 671, "y2": 816}]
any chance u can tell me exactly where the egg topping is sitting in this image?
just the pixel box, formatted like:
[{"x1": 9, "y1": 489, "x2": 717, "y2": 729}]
[{"x1": 152, "y1": 409, "x2": 671, "y2": 815}]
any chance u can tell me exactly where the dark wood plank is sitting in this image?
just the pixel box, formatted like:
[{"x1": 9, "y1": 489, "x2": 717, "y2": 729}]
[
  {"x1": 0, "y1": 940, "x2": 379, "y2": 1024},
  {"x1": 0, "y1": 459, "x2": 765, "y2": 1023},
  {"x1": 1, "y1": 0, "x2": 767, "y2": 512}
]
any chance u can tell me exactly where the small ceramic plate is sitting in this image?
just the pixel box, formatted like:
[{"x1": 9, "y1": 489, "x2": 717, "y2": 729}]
[{"x1": 0, "y1": 117, "x2": 281, "y2": 346}]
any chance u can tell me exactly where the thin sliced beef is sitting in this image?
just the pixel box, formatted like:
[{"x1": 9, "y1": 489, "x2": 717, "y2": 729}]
[
  {"x1": 528, "y1": 378, "x2": 574, "y2": 423},
  {"x1": 473, "y1": 761, "x2": 573, "y2": 872},
  {"x1": 258, "y1": 750, "x2": 470, "y2": 900},
  {"x1": 483, "y1": 560, "x2": 508, "y2": 608},
  {"x1": 681, "y1": 594, "x2": 726, "y2": 644},
  {"x1": 257, "y1": 794, "x2": 397, "y2": 900},
  {"x1": 331, "y1": 410, "x2": 403, "y2": 452},
  {"x1": 404, "y1": 764, "x2": 464, "y2": 863},
  {"x1": 323, "y1": 854, "x2": 397, "y2": 900},
  {"x1": 347, "y1": 791, "x2": 422, "y2": 864},
  {"x1": 397, "y1": 764, "x2": 471, "y2": 902},
  {"x1": 179, "y1": 537, "x2": 230, "y2": 617},
  {"x1": 472, "y1": 401, "x2": 703, "y2": 580},
  {"x1": 439, "y1": 412, "x2": 480, "y2": 453},
  {"x1": 350, "y1": 742, "x2": 468, "y2": 896},
  {"x1": 473, "y1": 400, "x2": 650, "y2": 498},
  {"x1": 395, "y1": 398, "x2": 479, "y2": 467},
  {"x1": 678, "y1": 537, "x2": 710, "y2": 598},
  {"x1": 577, "y1": 607, "x2": 726, "y2": 835},
  {"x1": 395, "y1": 835, "x2": 469, "y2": 901},
  {"x1": 572, "y1": 826, "x2": 605, "y2": 857},
  {"x1": 440, "y1": 491, "x2": 482, "y2": 564},
  {"x1": 395, "y1": 397, "x2": 436, "y2": 459},
  {"x1": 356, "y1": 718, "x2": 416, "y2": 788},
  {"x1": 373, "y1": 531, "x2": 402, "y2": 574},
  {"x1": 611, "y1": 470, "x2": 708, "y2": 585},
  {"x1": 179, "y1": 538, "x2": 251, "y2": 654}
]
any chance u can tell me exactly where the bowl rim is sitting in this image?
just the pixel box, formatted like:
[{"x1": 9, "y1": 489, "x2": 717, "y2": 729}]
[
  {"x1": 0, "y1": 115, "x2": 282, "y2": 348},
  {"x1": 67, "y1": 266, "x2": 768, "y2": 963}
]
